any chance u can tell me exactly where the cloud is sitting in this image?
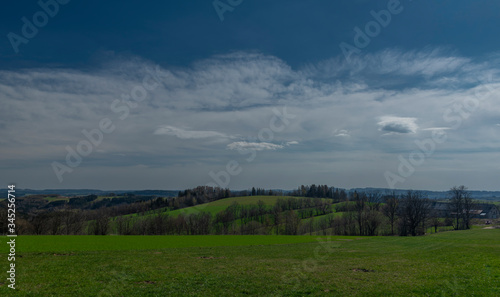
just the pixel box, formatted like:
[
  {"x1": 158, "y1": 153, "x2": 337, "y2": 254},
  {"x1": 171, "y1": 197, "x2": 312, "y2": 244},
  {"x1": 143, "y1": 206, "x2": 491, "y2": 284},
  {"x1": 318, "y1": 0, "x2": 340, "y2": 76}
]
[
  {"x1": 2, "y1": 48, "x2": 500, "y2": 190},
  {"x1": 227, "y1": 141, "x2": 284, "y2": 151},
  {"x1": 154, "y1": 126, "x2": 230, "y2": 140},
  {"x1": 333, "y1": 129, "x2": 350, "y2": 137},
  {"x1": 370, "y1": 48, "x2": 469, "y2": 77},
  {"x1": 422, "y1": 127, "x2": 452, "y2": 131},
  {"x1": 306, "y1": 48, "x2": 476, "y2": 90},
  {"x1": 378, "y1": 116, "x2": 418, "y2": 134}
]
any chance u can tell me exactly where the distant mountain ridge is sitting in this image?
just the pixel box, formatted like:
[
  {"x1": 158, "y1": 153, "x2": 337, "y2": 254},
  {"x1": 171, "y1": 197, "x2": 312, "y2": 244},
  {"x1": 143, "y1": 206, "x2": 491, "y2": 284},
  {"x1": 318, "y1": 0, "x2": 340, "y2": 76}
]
[
  {"x1": 0, "y1": 188, "x2": 179, "y2": 197},
  {"x1": 347, "y1": 188, "x2": 500, "y2": 201}
]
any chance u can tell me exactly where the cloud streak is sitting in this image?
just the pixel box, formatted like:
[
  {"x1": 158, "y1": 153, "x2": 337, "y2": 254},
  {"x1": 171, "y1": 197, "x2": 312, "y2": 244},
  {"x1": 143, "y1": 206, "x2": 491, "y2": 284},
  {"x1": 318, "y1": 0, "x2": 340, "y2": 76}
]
[
  {"x1": 227, "y1": 141, "x2": 284, "y2": 151},
  {"x1": 154, "y1": 125, "x2": 230, "y2": 140}
]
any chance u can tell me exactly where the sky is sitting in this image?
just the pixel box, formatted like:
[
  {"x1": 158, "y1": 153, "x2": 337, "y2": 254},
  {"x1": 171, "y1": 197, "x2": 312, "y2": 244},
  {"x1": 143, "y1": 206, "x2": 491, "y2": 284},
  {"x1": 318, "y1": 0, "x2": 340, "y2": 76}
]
[{"x1": 1, "y1": 0, "x2": 499, "y2": 191}]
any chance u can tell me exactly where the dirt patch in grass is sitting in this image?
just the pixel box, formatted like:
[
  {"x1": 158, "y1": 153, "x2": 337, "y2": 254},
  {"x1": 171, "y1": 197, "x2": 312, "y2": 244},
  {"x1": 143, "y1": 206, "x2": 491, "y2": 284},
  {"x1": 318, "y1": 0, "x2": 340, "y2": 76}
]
[
  {"x1": 135, "y1": 281, "x2": 156, "y2": 284},
  {"x1": 352, "y1": 268, "x2": 375, "y2": 272}
]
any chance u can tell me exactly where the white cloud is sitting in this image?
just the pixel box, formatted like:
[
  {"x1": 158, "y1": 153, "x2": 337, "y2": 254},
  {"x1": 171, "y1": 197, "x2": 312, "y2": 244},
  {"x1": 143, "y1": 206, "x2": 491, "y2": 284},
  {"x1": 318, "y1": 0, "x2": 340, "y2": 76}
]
[
  {"x1": 378, "y1": 116, "x2": 418, "y2": 135},
  {"x1": 422, "y1": 127, "x2": 452, "y2": 131},
  {"x1": 153, "y1": 125, "x2": 230, "y2": 140},
  {"x1": 286, "y1": 141, "x2": 299, "y2": 145},
  {"x1": 333, "y1": 129, "x2": 350, "y2": 137},
  {"x1": 306, "y1": 48, "x2": 474, "y2": 89},
  {"x1": 227, "y1": 141, "x2": 284, "y2": 151},
  {"x1": 372, "y1": 48, "x2": 469, "y2": 77}
]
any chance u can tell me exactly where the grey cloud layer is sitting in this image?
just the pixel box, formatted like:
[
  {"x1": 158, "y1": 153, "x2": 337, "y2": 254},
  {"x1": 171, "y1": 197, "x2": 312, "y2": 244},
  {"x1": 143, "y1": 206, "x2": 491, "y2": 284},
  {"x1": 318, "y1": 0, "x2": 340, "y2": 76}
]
[{"x1": 1, "y1": 49, "x2": 500, "y2": 190}]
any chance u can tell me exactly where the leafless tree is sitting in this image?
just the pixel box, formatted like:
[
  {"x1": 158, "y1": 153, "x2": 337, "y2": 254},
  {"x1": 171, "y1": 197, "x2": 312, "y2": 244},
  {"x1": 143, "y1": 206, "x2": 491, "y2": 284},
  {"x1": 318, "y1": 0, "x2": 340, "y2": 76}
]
[
  {"x1": 284, "y1": 210, "x2": 300, "y2": 235},
  {"x1": 116, "y1": 216, "x2": 133, "y2": 235},
  {"x1": 430, "y1": 210, "x2": 442, "y2": 233},
  {"x1": 89, "y1": 210, "x2": 110, "y2": 235},
  {"x1": 382, "y1": 192, "x2": 399, "y2": 235},
  {"x1": 398, "y1": 190, "x2": 430, "y2": 236},
  {"x1": 448, "y1": 185, "x2": 475, "y2": 230}
]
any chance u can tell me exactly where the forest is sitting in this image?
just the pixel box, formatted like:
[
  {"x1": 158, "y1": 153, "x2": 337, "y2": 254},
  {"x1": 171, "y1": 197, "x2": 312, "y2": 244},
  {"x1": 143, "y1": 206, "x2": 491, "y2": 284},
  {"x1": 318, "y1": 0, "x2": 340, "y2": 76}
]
[{"x1": 0, "y1": 185, "x2": 486, "y2": 237}]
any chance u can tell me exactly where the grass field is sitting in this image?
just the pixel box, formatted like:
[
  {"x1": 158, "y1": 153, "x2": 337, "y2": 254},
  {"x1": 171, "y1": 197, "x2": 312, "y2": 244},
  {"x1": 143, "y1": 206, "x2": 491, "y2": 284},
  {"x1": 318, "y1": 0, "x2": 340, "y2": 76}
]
[
  {"x1": 1, "y1": 229, "x2": 499, "y2": 296},
  {"x1": 124, "y1": 195, "x2": 320, "y2": 218},
  {"x1": 167, "y1": 195, "x2": 289, "y2": 217}
]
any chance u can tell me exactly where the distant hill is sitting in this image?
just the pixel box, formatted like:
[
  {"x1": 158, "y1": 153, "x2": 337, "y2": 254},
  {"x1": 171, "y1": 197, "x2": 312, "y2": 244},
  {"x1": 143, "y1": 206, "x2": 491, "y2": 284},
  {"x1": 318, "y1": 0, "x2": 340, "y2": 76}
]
[
  {"x1": 348, "y1": 188, "x2": 500, "y2": 201},
  {"x1": 2, "y1": 187, "x2": 499, "y2": 202},
  {"x1": 0, "y1": 188, "x2": 178, "y2": 198}
]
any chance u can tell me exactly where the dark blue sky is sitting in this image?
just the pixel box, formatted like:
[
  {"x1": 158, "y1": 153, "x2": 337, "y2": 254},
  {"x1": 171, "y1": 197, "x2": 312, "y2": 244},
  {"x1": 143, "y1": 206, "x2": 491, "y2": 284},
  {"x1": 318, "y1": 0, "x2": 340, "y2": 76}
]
[{"x1": 2, "y1": 0, "x2": 500, "y2": 69}]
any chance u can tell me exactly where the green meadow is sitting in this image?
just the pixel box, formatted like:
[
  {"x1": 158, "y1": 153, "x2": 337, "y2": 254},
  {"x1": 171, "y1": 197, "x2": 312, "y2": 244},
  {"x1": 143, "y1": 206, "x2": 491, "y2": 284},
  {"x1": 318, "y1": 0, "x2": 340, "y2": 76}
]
[
  {"x1": 1, "y1": 229, "x2": 499, "y2": 296},
  {"x1": 166, "y1": 195, "x2": 289, "y2": 217},
  {"x1": 123, "y1": 195, "x2": 322, "y2": 218}
]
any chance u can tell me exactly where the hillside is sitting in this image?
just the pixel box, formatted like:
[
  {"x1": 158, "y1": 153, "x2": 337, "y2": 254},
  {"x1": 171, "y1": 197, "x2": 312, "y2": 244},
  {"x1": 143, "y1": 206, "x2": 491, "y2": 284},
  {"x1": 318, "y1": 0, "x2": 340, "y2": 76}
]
[{"x1": 134, "y1": 195, "x2": 332, "y2": 217}]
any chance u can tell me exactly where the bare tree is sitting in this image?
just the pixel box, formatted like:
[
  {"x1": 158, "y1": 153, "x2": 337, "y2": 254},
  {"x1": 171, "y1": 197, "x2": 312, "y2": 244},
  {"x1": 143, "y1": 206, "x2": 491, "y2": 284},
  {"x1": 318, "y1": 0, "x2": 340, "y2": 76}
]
[
  {"x1": 284, "y1": 210, "x2": 300, "y2": 235},
  {"x1": 398, "y1": 191, "x2": 430, "y2": 236},
  {"x1": 271, "y1": 204, "x2": 282, "y2": 235},
  {"x1": 257, "y1": 200, "x2": 266, "y2": 223},
  {"x1": 430, "y1": 210, "x2": 442, "y2": 233},
  {"x1": 89, "y1": 210, "x2": 110, "y2": 235},
  {"x1": 365, "y1": 209, "x2": 382, "y2": 236},
  {"x1": 48, "y1": 211, "x2": 63, "y2": 235},
  {"x1": 462, "y1": 189, "x2": 475, "y2": 230},
  {"x1": 448, "y1": 185, "x2": 475, "y2": 230},
  {"x1": 353, "y1": 192, "x2": 367, "y2": 235},
  {"x1": 367, "y1": 191, "x2": 382, "y2": 211},
  {"x1": 116, "y1": 216, "x2": 133, "y2": 235},
  {"x1": 29, "y1": 212, "x2": 48, "y2": 235},
  {"x1": 382, "y1": 193, "x2": 399, "y2": 235}
]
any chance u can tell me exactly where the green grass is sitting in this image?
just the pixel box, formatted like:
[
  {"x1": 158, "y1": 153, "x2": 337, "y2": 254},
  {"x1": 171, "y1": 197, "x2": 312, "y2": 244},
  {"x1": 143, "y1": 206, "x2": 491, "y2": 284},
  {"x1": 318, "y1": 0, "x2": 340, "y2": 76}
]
[
  {"x1": 1, "y1": 229, "x2": 499, "y2": 296},
  {"x1": 168, "y1": 195, "x2": 288, "y2": 216},
  {"x1": 10, "y1": 235, "x2": 328, "y2": 253},
  {"x1": 125, "y1": 195, "x2": 322, "y2": 218},
  {"x1": 301, "y1": 212, "x2": 344, "y2": 224}
]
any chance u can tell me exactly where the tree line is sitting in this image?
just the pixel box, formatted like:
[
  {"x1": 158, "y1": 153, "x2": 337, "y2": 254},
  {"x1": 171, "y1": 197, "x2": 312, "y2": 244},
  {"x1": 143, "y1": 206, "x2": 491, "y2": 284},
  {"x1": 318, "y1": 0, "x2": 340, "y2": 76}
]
[{"x1": 0, "y1": 185, "x2": 483, "y2": 236}]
